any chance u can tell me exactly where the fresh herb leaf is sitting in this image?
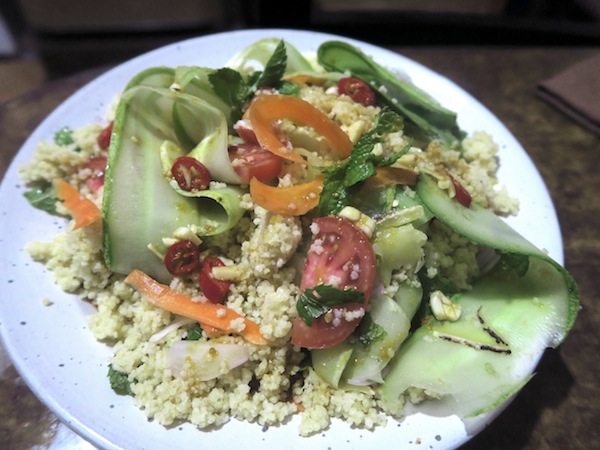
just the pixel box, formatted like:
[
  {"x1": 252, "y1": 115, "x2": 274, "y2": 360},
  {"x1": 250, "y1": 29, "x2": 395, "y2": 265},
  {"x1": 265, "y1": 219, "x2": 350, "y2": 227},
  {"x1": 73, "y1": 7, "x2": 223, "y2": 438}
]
[
  {"x1": 209, "y1": 67, "x2": 252, "y2": 123},
  {"x1": 297, "y1": 284, "x2": 365, "y2": 326},
  {"x1": 317, "y1": 40, "x2": 465, "y2": 146},
  {"x1": 23, "y1": 184, "x2": 60, "y2": 215},
  {"x1": 420, "y1": 270, "x2": 457, "y2": 297},
  {"x1": 278, "y1": 81, "x2": 300, "y2": 97},
  {"x1": 54, "y1": 126, "x2": 75, "y2": 146},
  {"x1": 316, "y1": 168, "x2": 350, "y2": 217},
  {"x1": 184, "y1": 323, "x2": 203, "y2": 341},
  {"x1": 209, "y1": 39, "x2": 289, "y2": 123},
  {"x1": 255, "y1": 39, "x2": 287, "y2": 88},
  {"x1": 108, "y1": 364, "x2": 134, "y2": 396},
  {"x1": 354, "y1": 313, "x2": 386, "y2": 346},
  {"x1": 318, "y1": 110, "x2": 406, "y2": 216},
  {"x1": 499, "y1": 252, "x2": 530, "y2": 277}
]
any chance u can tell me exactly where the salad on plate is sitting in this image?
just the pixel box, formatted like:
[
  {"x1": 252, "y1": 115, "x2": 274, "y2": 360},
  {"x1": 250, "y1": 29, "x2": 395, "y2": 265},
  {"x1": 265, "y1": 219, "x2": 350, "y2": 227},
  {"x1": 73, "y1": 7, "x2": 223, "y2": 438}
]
[{"x1": 18, "y1": 37, "x2": 579, "y2": 438}]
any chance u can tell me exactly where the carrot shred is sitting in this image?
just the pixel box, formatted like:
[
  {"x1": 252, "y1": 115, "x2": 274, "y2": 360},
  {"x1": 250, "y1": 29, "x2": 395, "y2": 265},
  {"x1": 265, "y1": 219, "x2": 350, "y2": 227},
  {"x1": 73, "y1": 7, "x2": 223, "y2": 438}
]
[
  {"x1": 250, "y1": 175, "x2": 324, "y2": 216},
  {"x1": 124, "y1": 270, "x2": 268, "y2": 346},
  {"x1": 201, "y1": 324, "x2": 225, "y2": 338},
  {"x1": 248, "y1": 95, "x2": 352, "y2": 164},
  {"x1": 283, "y1": 74, "x2": 328, "y2": 86},
  {"x1": 360, "y1": 167, "x2": 418, "y2": 190},
  {"x1": 53, "y1": 178, "x2": 101, "y2": 230}
]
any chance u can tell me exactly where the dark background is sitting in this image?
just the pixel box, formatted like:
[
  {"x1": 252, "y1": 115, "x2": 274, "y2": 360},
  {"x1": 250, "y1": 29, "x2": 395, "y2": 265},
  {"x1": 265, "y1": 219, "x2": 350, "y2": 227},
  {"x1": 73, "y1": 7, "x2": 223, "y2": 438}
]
[{"x1": 1, "y1": 0, "x2": 600, "y2": 80}]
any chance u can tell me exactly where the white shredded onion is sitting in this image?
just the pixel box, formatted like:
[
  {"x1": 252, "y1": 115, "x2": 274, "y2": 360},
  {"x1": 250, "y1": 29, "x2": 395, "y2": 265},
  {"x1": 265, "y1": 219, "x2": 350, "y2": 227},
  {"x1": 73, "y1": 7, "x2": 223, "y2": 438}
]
[{"x1": 167, "y1": 341, "x2": 250, "y2": 381}]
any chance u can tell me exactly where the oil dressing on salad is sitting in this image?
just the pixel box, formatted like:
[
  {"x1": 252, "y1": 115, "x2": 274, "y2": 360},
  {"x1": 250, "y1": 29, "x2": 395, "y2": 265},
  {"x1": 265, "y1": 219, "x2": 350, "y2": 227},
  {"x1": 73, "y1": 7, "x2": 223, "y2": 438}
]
[{"x1": 19, "y1": 38, "x2": 579, "y2": 437}]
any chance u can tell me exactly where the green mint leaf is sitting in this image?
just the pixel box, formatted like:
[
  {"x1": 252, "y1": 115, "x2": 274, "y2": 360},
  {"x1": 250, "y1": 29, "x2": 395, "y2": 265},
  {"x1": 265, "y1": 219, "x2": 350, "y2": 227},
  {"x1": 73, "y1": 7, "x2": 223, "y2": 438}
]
[
  {"x1": 499, "y1": 252, "x2": 530, "y2": 277},
  {"x1": 23, "y1": 184, "x2": 60, "y2": 215},
  {"x1": 297, "y1": 295, "x2": 329, "y2": 327},
  {"x1": 354, "y1": 313, "x2": 386, "y2": 347},
  {"x1": 209, "y1": 40, "x2": 289, "y2": 123},
  {"x1": 297, "y1": 284, "x2": 365, "y2": 326},
  {"x1": 255, "y1": 39, "x2": 287, "y2": 88},
  {"x1": 278, "y1": 81, "x2": 300, "y2": 97},
  {"x1": 208, "y1": 67, "x2": 252, "y2": 122},
  {"x1": 54, "y1": 126, "x2": 74, "y2": 146},
  {"x1": 376, "y1": 139, "x2": 412, "y2": 167},
  {"x1": 317, "y1": 167, "x2": 349, "y2": 216},
  {"x1": 318, "y1": 110, "x2": 404, "y2": 215},
  {"x1": 184, "y1": 323, "x2": 203, "y2": 341},
  {"x1": 108, "y1": 364, "x2": 134, "y2": 396},
  {"x1": 420, "y1": 270, "x2": 457, "y2": 297}
]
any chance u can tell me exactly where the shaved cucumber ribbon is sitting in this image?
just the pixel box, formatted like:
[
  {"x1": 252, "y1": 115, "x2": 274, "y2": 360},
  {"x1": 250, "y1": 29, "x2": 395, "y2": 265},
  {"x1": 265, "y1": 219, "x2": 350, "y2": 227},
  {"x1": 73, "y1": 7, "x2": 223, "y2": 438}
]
[
  {"x1": 226, "y1": 37, "x2": 315, "y2": 75},
  {"x1": 312, "y1": 222, "x2": 426, "y2": 388},
  {"x1": 161, "y1": 140, "x2": 245, "y2": 236},
  {"x1": 104, "y1": 86, "x2": 205, "y2": 282},
  {"x1": 103, "y1": 86, "x2": 244, "y2": 283},
  {"x1": 174, "y1": 66, "x2": 232, "y2": 121},
  {"x1": 125, "y1": 65, "x2": 242, "y2": 184},
  {"x1": 380, "y1": 174, "x2": 579, "y2": 418}
]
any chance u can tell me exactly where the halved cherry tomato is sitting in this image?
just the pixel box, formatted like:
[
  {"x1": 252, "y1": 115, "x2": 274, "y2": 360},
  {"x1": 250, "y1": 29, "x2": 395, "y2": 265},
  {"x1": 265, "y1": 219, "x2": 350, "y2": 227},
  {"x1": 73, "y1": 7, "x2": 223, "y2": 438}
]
[
  {"x1": 291, "y1": 216, "x2": 377, "y2": 349},
  {"x1": 448, "y1": 173, "x2": 472, "y2": 208},
  {"x1": 171, "y1": 156, "x2": 211, "y2": 192},
  {"x1": 233, "y1": 119, "x2": 259, "y2": 145},
  {"x1": 97, "y1": 121, "x2": 113, "y2": 150},
  {"x1": 199, "y1": 257, "x2": 231, "y2": 304},
  {"x1": 164, "y1": 240, "x2": 200, "y2": 276},
  {"x1": 82, "y1": 156, "x2": 107, "y2": 193},
  {"x1": 338, "y1": 77, "x2": 376, "y2": 107},
  {"x1": 228, "y1": 143, "x2": 283, "y2": 184}
]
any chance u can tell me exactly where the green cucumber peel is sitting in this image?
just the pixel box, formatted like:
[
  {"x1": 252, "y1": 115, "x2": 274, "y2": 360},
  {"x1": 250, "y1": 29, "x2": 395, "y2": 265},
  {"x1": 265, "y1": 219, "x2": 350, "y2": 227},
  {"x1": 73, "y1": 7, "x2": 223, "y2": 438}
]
[
  {"x1": 341, "y1": 293, "x2": 411, "y2": 386},
  {"x1": 311, "y1": 341, "x2": 354, "y2": 389},
  {"x1": 163, "y1": 97, "x2": 242, "y2": 185},
  {"x1": 174, "y1": 66, "x2": 233, "y2": 122},
  {"x1": 379, "y1": 174, "x2": 579, "y2": 417},
  {"x1": 102, "y1": 86, "x2": 244, "y2": 282},
  {"x1": 312, "y1": 283, "x2": 423, "y2": 388},
  {"x1": 317, "y1": 40, "x2": 465, "y2": 146},
  {"x1": 372, "y1": 223, "x2": 427, "y2": 286},
  {"x1": 124, "y1": 65, "x2": 233, "y2": 124},
  {"x1": 416, "y1": 173, "x2": 579, "y2": 334},
  {"x1": 381, "y1": 257, "x2": 569, "y2": 417},
  {"x1": 124, "y1": 66, "x2": 175, "y2": 90},
  {"x1": 226, "y1": 38, "x2": 315, "y2": 76}
]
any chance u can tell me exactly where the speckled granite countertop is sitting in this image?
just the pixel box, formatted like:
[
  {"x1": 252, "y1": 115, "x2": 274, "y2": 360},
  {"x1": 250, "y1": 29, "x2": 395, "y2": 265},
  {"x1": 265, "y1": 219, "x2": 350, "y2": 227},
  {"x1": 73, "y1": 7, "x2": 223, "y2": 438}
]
[{"x1": 1, "y1": 46, "x2": 598, "y2": 449}]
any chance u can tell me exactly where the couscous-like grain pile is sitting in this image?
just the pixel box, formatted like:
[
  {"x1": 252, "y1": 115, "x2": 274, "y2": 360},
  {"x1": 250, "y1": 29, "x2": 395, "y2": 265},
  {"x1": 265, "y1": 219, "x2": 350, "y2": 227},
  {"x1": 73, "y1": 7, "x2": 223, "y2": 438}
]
[{"x1": 19, "y1": 77, "x2": 517, "y2": 437}]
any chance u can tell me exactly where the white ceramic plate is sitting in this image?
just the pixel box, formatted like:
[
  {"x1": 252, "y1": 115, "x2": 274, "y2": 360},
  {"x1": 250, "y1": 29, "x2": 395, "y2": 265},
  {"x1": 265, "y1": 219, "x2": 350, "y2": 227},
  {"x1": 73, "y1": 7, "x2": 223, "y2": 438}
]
[{"x1": 0, "y1": 29, "x2": 562, "y2": 450}]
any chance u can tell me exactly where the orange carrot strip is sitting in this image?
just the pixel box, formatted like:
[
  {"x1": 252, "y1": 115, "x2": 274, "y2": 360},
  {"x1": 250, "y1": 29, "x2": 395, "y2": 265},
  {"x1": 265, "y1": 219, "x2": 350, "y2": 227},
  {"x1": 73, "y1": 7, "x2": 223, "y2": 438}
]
[
  {"x1": 53, "y1": 178, "x2": 101, "y2": 230},
  {"x1": 283, "y1": 74, "x2": 328, "y2": 86},
  {"x1": 201, "y1": 324, "x2": 225, "y2": 338},
  {"x1": 248, "y1": 95, "x2": 352, "y2": 165},
  {"x1": 250, "y1": 175, "x2": 324, "y2": 216},
  {"x1": 360, "y1": 167, "x2": 418, "y2": 190},
  {"x1": 124, "y1": 270, "x2": 267, "y2": 346}
]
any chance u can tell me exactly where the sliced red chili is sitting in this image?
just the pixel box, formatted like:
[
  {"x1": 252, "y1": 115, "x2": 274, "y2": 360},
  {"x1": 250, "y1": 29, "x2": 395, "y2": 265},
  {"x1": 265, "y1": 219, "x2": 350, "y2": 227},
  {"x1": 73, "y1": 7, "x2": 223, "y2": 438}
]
[
  {"x1": 171, "y1": 156, "x2": 211, "y2": 192},
  {"x1": 448, "y1": 173, "x2": 472, "y2": 208},
  {"x1": 337, "y1": 77, "x2": 376, "y2": 107},
  {"x1": 199, "y1": 257, "x2": 231, "y2": 304},
  {"x1": 97, "y1": 122, "x2": 113, "y2": 150},
  {"x1": 164, "y1": 240, "x2": 200, "y2": 276}
]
